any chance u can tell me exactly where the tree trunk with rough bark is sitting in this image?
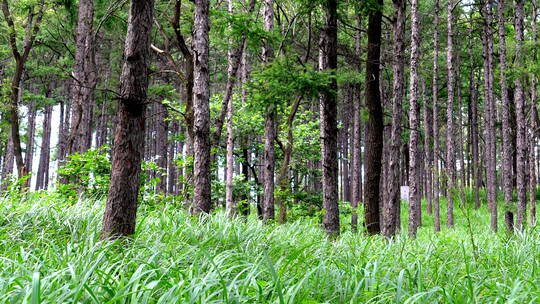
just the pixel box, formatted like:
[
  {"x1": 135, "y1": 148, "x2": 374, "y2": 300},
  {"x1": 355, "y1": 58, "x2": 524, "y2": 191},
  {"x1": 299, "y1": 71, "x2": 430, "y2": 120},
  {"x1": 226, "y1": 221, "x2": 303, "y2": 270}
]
[
  {"x1": 408, "y1": 0, "x2": 421, "y2": 238},
  {"x1": 498, "y1": 0, "x2": 514, "y2": 231},
  {"x1": 101, "y1": 0, "x2": 154, "y2": 239},
  {"x1": 432, "y1": 0, "x2": 441, "y2": 232},
  {"x1": 530, "y1": 0, "x2": 538, "y2": 226},
  {"x1": 383, "y1": 0, "x2": 405, "y2": 238},
  {"x1": 36, "y1": 105, "x2": 52, "y2": 190},
  {"x1": 445, "y1": 0, "x2": 456, "y2": 228},
  {"x1": 482, "y1": 0, "x2": 498, "y2": 232},
  {"x1": 68, "y1": 0, "x2": 97, "y2": 155},
  {"x1": 515, "y1": 0, "x2": 527, "y2": 230},
  {"x1": 1, "y1": 0, "x2": 44, "y2": 181},
  {"x1": 319, "y1": 0, "x2": 339, "y2": 236},
  {"x1": 156, "y1": 101, "x2": 168, "y2": 193},
  {"x1": 262, "y1": 0, "x2": 276, "y2": 221},
  {"x1": 24, "y1": 101, "x2": 37, "y2": 186},
  {"x1": 364, "y1": 0, "x2": 384, "y2": 235},
  {"x1": 351, "y1": 15, "x2": 363, "y2": 231},
  {"x1": 191, "y1": 0, "x2": 211, "y2": 214}
]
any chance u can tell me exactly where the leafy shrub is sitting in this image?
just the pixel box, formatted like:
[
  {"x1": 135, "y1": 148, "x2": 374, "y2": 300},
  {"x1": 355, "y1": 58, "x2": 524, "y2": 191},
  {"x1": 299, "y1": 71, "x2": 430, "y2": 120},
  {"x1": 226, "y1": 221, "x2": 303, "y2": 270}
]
[{"x1": 56, "y1": 146, "x2": 169, "y2": 204}]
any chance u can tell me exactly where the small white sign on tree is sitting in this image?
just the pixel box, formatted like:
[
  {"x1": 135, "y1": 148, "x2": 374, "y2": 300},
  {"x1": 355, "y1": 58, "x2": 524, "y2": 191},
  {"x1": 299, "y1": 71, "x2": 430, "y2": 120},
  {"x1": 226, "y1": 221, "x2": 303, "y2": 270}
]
[{"x1": 400, "y1": 186, "x2": 410, "y2": 202}]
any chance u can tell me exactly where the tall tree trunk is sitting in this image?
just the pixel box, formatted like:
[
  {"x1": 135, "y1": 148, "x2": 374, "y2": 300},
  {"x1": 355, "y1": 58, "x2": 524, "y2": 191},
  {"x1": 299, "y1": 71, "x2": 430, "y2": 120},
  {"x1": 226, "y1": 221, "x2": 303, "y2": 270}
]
[
  {"x1": 408, "y1": 0, "x2": 421, "y2": 237},
  {"x1": 156, "y1": 101, "x2": 168, "y2": 193},
  {"x1": 530, "y1": 0, "x2": 538, "y2": 226},
  {"x1": 515, "y1": 0, "x2": 527, "y2": 230},
  {"x1": 276, "y1": 96, "x2": 302, "y2": 224},
  {"x1": 68, "y1": 0, "x2": 97, "y2": 155},
  {"x1": 36, "y1": 105, "x2": 52, "y2": 190},
  {"x1": 364, "y1": 0, "x2": 384, "y2": 235},
  {"x1": 0, "y1": 137, "x2": 14, "y2": 190},
  {"x1": 319, "y1": 0, "x2": 339, "y2": 236},
  {"x1": 341, "y1": 88, "x2": 351, "y2": 204},
  {"x1": 482, "y1": 0, "x2": 498, "y2": 232},
  {"x1": 262, "y1": 0, "x2": 276, "y2": 221},
  {"x1": 470, "y1": 72, "x2": 481, "y2": 209},
  {"x1": 191, "y1": 0, "x2": 211, "y2": 214},
  {"x1": 101, "y1": 0, "x2": 154, "y2": 239},
  {"x1": 24, "y1": 101, "x2": 37, "y2": 186},
  {"x1": 498, "y1": 0, "x2": 514, "y2": 231},
  {"x1": 58, "y1": 99, "x2": 71, "y2": 163},
  {"x1": 432, "y1": 0, "x2": 441, "y2": 232},
  {"x1": 445, "y1": 0, "x2": 456, "y2": 228},
  {"x1": 382, "y1": 0, "x2": 405, "y2": 238},
  {"x1": 1, "y1": 0, "x2": 44, "y2": 181},
  {"x1": 424, "y1": 77, "x2": 433, "y2": 215},
  {"x1": 211, "y1": 0, "x2": 256, "y2": 156},
  {"x1": 351, "y1": 15, "x2": 363, "y2": 231},
  {"x1": 225, "y1": 0, "x2": 237, "y2": 216}
]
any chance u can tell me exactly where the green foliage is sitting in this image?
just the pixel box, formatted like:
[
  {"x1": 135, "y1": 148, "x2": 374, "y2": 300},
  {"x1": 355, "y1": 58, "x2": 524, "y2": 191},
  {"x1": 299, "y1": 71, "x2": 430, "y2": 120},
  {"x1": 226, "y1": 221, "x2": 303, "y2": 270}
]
[
  {"x1": 56, "y1": 146, "x2": 170, "y2": 204},
  {"x1": 57, "y1": 146, "x2": 112, "y2": 199},
  {"x1": 1, "y1": 194, "x2": 539, "y2": 303},
  {"x1": 247, "y1": 56, "x2": 334, "y2": 112}
]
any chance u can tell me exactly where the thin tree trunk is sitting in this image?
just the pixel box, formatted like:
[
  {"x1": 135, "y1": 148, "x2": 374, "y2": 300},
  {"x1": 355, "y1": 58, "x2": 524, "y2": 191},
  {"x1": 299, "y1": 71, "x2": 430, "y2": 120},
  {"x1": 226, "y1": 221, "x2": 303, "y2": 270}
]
[
  {"x1": 408, "y1": 0, "x2": 421, "y2": 237},
  {"x1": 364, "y1": 0, "x2": 384, "y2": 235},
  {"x1": 24, "y1": 101, "x2": 37, "y2": 186},
  {"x1": 482, "y1": 0, "x2": 498, "y2": 232},
  {"x1": 445, "y1": 0, "x2": 456, "y2": 228},
  {"x1": 515, "y1": 0, "x2": 527, "y2": 230},
  {"x1": 1, "y1": 0, "x2": 44, "y2": 181},
  {"x1": 424, "y1": 77, "x2": 433, "y2": 215},
  {"x1": 319, "y1": 0, "x2": 339, "y2": 236},
  {"x1": 498, "y1": 0, "x2": 514, "y2": 231},
  {"x1": 191, "y1": 0, "x2": 211, "y2": 214},
  {"x1": 351, "y1": 15, "x2": 363, "y2": 231},
  {"x1": 383, "y1": 0, "x2": 405, "y2": 238},
  {"x1": 530, "y1": 0, "x2": 538, "y2": 226},
  {"x1": 0, "y1": 137, "x2": 14, "y2": 190},
  {"x1": 156, "y1": 101, "x2": 168, "y2": 193},
  {"x1": 36, "y1": 105, "x2": 52, "y2": 190},
  {"x1": 101, "y1": 0, "x2": 154, "y2": 239},
  {"x1": 432, "y1": 0, "x2": 441, "y2": 232},
  {"x1": 262, "y1": 0, "x2": 276, "y2": 221},
  {"x1": 68, "y1": 0, "x2": 97, "y2": 155}
]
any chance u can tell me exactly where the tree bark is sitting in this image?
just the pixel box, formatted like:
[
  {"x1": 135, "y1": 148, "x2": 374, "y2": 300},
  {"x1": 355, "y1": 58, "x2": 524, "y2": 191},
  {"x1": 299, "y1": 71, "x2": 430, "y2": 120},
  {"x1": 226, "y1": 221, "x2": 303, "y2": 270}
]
[
  {"x1": 351, "y1": 15, "x2": 363, "y2": 231},
  {"x1": 36, "y1": 104, "x2": 52, "y2": 190},
  {"x1": 515, "y1": 0, "x2": 527, "y2": 230},
  {"x1": 445, "y1": 0, "x2": 456, "y2": 228},
  {"x1": 383, "y1": 0, "x2": 405, "y2": 238},
  {"x1": 530, "y1": 0, "x2": 538, "y2": 226},
  {"x1": 191, "y1": 0, "x2": 212, "y2": 214},
  {"x1": 24, "y1": 101, "x2": 37, "y2": 186},
  {"x1": 432, "y1": 0, "x2": 441, "y2": 232},
  {"x1": 0, "y1": 137, "x2": 14, "y2": 190},
  {"x1": 498, "y1": 0, "x2": 514, "y2": 231},
  {"x1": 262, "y1": 0, "x2": 276, "y2": 221},
  {"x1": 364, "y1": 0, "x2": 384, "y2": 235},
  {"x1": 101, "y1": 0, "x2": 154, "y2": 239},
  {"x1": 156, "y1": 101, "x2": 168, "y2": 193},
  {"x1": 318, "y1": 0, "x2": 339, "y2": 236},
  {"x1": 1, "y1": 0, "x2": 44, "y2": 180},
  {"x1": 68, "y1": 0, "x2": 97, "y2": 155},
  {"x1": 408, "y1": 0, "x2": 421, "y2": 237},
  {"x1": 482, "y1": 0, "x2": 498, "y2": 232}
]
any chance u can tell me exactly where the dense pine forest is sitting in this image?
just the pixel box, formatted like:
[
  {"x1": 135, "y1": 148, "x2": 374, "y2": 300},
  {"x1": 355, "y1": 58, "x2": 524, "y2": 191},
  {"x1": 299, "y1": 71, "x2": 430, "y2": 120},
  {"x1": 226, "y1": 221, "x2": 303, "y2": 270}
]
[{"x1": 1, "y1": 0, "x2": 540, "y2": 302}]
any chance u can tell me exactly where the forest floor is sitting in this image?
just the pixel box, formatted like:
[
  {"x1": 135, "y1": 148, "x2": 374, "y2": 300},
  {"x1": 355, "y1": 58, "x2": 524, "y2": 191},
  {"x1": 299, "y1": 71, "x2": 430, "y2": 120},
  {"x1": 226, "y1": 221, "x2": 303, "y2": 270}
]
[{"x1": 0, "y1": 193, "x2": 538, "y2": 303}]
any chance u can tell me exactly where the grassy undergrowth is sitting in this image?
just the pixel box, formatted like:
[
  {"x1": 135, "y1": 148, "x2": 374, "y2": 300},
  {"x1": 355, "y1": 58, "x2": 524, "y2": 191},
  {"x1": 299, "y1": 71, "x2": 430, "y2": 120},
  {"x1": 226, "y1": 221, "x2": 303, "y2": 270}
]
[{"x1": 0, "y1": 193, "x2": 539, "y2": 303}]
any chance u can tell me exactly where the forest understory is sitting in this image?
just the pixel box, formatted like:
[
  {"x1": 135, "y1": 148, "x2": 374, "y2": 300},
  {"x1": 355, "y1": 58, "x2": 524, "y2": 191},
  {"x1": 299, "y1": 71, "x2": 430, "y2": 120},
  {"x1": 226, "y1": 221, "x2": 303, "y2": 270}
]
[{"x1": 1, "y1": 191, "x2": 539, "y2": 304}]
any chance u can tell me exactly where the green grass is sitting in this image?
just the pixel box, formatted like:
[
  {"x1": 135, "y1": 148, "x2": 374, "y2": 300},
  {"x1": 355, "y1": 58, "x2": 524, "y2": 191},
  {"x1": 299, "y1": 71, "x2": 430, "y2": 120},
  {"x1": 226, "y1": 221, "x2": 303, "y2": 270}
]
[{"x1": 0, "y1": 193, "x2": 539, "y2": 303}]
